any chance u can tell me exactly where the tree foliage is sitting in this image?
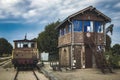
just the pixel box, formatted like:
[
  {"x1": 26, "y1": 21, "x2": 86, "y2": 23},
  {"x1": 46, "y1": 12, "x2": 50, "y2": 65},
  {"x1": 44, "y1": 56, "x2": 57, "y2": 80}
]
[
  {"x1": 0, "y1": 38, "x2": 13, "y2": 56},
  {"x1": 105, "y1": 34, "x2": 111, "y2": 51},
  {"x1": 37, "y1": 21, "x2": 60, "y2": 58},
  {"x1": 105, "y1": 24, "x2": 120, "y2": 68},
  {"x1": 105, "y1": 24, "x2": 114, "y2": 51},
  {"x1": 111, "y1": 44, "x2": 120, "y2": 55},
  {"x1": 106, "y1": 44, "x2": 120, "y2": 68}
]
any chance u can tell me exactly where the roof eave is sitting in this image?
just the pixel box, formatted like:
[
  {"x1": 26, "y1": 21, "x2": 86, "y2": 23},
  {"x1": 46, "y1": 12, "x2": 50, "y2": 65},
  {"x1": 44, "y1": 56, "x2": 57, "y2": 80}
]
[{"x1": 55, "y1": 6, "x2": 111, "y2": 29}]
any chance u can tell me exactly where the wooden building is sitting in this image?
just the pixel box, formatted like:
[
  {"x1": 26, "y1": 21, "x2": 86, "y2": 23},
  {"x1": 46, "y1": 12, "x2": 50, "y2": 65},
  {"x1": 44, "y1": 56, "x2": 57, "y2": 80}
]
[{"x1": 55, "y1": 6, "x2": 111, "y2": 69}]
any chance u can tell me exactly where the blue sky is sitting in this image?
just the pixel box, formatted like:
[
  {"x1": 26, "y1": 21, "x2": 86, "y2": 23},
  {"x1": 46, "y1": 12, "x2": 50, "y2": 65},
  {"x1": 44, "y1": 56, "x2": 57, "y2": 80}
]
[{"x1": 0, "y1": 0, "x2": 120, "y2": 46}]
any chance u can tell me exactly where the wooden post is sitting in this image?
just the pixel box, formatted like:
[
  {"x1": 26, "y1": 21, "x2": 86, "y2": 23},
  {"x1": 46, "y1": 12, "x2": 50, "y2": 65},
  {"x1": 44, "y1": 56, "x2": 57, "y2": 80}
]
[{"x1": 81, "y1": 45, "x2": 85, "y2": 68}]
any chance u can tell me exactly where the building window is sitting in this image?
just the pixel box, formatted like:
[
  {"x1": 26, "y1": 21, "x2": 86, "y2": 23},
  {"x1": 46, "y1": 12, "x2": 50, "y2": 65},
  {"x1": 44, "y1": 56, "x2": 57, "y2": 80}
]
[
  {"x1": 73, "y1": 20, "x2": 82, "y2": 32},
  {"x1": 59, "y1": 27, "x2": 66, "y2": 36},
  {"x1": 64, "y1": 27, "x2": 66, "y2": 34},
  {"x1": 94, "y1": 21, "x2": 103, "y2": 33},
  {"x1": 84, "y1": 21, "x2": 90, "y2": 32},
  {"x1": 83, "y1": 21, "x2": 94, "y2": 32},
  {"x1": 68, "y1": 24, "x2": 71, "y2": 32},
  {"x1": 90, "y1": 21, "x2": 94, "y2": 32},
  {"x1": 59, "y1": 29, "x2": 62, "y2": 36},
  {"x1": 61, "y1": 28, "x2": 64, "y2": 35}
]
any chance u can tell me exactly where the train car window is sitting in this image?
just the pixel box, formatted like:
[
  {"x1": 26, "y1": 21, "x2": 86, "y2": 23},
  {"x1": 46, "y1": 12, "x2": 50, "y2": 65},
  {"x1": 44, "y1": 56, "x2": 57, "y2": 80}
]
[
  {"x1": 28, "y1": 43, "x2": 31, "y2": 48},
  {"x1": 21, "y1": 43, "x2": 23, "y2": 48},
  {"x1": 17, "y1": 43, "x2": 20, "y2": 48},
  {"x1": 31, "y1": 43, "x2": 35, "y2": 48},
  {"x1": 23, "y1": 44, "x2": 28, "y2": 48}
]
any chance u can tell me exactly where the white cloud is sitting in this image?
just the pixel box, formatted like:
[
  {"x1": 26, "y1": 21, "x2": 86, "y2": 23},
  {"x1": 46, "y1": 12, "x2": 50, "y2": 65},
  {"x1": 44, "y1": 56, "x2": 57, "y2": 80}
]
[
  {"x1": 0, "y1": 0, "x2": 97, "y2": 23},
  {"x1": 0, "y1": 0, "x2": 25, "y2": 18},
  {"x1": 0, "y1": 0, "x2": 21, "y2": 7},
  {"x1": 23, "y1": 9, "x2": 38, "y2": 19},
  {"x1": 0, "y1": 0, "x2": 120, "y2": 45},
  {"x1": 26, "y1": 32, "x2": 37, "y2": 39},
  {"x1": 114, "y1": 2, "x2": 120, "y2": 8}
]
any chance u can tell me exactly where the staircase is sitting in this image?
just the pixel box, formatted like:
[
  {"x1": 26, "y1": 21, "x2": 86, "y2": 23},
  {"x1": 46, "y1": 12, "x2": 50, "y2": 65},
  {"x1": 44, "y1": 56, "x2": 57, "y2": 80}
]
[{"x1": 88, "y1": 42, "x2": 113, "y2": 73}]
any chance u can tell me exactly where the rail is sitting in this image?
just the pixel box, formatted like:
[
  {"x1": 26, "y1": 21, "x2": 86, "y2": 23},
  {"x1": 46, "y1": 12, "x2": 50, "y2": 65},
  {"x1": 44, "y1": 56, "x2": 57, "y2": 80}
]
[
  {"x1": 13, "y1": 68, "x2": 40, "y2": 80},
  {"x1": 32, "y1": 69, "x2": 40, "y2": 80},
  {"x1": 0, "y1": 59, "x2": 11, "y2": 66},
  {"x1": 14, "y1": 70, "x2": 19, "y2": 80}
]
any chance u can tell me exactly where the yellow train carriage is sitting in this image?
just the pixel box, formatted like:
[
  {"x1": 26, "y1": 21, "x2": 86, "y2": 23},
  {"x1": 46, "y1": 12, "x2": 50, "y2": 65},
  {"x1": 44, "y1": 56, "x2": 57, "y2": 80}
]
[{"x1": 12, "y1": 36, "x2": 39, "y2": 68}]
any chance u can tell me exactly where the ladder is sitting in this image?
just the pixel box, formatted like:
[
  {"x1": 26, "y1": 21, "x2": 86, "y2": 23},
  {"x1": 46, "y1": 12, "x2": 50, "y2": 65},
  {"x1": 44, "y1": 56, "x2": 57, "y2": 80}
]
[{"x1": 88, "y1": 43, "x2": 113, "y2": 73}]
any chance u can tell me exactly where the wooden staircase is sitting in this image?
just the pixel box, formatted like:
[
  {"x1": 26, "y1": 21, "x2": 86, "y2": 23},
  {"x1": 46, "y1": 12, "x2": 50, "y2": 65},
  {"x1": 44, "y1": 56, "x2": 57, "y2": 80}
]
[{"x1": 88, "y1": 43, "x2": 113, "y2": 73}]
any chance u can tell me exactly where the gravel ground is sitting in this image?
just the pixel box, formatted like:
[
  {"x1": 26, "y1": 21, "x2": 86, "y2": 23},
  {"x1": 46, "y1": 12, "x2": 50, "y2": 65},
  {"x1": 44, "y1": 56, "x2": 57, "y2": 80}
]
[
  {"x1": 16, "y1": 70, "x2": 48, "y2": 80},
  {"x1": 53, "y1": 69, "x2": 120, "y2": 80},
  {"x1": 0, "y1": 67, "x2": 15, "y2": 80},
  {"x1": 0, "y1": 66, "x2": 49, "y2": 80},
  {"x1": 43, "y1": 64, "x2": 120, "y2": 80}
]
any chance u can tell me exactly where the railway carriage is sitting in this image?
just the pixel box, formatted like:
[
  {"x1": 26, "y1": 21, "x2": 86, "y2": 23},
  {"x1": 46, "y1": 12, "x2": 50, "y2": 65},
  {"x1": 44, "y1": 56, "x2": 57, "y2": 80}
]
[{"x1": 12, "y1": 36, "x2": 39, "y2": 68}]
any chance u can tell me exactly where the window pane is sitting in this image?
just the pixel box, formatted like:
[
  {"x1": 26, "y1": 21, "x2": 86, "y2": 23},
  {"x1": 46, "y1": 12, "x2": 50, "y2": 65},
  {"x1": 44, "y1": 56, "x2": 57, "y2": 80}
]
[
  {"x1": 101, "y1": 25, "x2": 103, "y2": 33},
  {"x1": 84, "y1": 21, "x2": 90, "y2": 32},
  {"x1": 90, "y1": 21, "x2": 94, "y2": 32},
  {"x1": 61, "y1": 28, "x2": 64, "y2": 35},
  {"x1": 64, "y1": 28, "x2": 66, "y2": 34},
  {"x1": 94, "y1": 21, "x2": 102, "y2": 32},
  {"x1": 73, "y1": 20, "x2": 82, "y2": 32},
  {"x1": 68, "y1": 24, "x2": 71, "y2": 32}
]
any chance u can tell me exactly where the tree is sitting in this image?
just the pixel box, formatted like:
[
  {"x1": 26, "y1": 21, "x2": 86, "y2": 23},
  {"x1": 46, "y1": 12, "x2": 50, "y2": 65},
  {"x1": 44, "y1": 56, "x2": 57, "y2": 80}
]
[
  {"x1": 105, "y1": 34, "x2": 111, "y2": 51},
  {"x1": 105, "y1": 24, "x2": 114, "y2": 51},
  {"x1": 105, "y1": 24, "x2": 120, "y2": 68},
  {"x1": 112, "y1": 44, "x2": 120, "y2": 55},
  {"x1": 0, "y1": 38, "x2": 13, "y2": 56},
  {"x1": 37, "y1": 21, "x2": 60, "y2": 60}
]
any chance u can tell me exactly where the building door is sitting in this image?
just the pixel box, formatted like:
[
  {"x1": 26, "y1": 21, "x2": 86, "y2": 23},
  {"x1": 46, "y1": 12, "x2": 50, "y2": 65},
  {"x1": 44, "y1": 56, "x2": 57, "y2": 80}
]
[
  {"x1": 74, "y1": 46, "x2": 81, "y2": 69},
  {"x1": 85, "y1": 45, "x2": 92, "y2": 68}
]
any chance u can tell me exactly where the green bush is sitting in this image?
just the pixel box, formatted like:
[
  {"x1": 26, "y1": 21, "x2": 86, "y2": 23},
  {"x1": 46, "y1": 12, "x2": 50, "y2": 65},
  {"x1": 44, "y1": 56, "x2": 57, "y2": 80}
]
[
  {"x1": 111, "y1": 55, "x2": 120, "y2": 68},
  {"x1": 105, "y1": 51, "x2": 120, "y2": 68}
]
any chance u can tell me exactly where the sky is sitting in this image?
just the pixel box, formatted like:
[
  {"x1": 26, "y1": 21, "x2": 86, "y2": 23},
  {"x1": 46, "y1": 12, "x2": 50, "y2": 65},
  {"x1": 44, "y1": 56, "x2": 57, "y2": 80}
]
[{"x1": 0, "y1": 0, "x2": 120, "y2": 46}]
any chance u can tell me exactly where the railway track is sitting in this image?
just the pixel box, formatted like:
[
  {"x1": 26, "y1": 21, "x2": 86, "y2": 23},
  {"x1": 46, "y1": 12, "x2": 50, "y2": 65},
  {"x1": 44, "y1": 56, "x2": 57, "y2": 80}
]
[
  {"x1": 0, "y1": 59, "x2": 11, "y2": 66},
  {"x1": 14, "y1": 68, "x2": 40, "y2": 80}
]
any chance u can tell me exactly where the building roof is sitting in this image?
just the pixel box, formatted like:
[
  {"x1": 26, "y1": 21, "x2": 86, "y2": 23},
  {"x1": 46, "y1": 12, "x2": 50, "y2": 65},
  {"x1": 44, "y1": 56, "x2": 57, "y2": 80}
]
[
  {"x1": 13, "y1": 39, "x2": 36, "y2": 42},
  {"x1": 13, "y1": 35, "x2": 36, "y2": 42},
  {"x1": 55, "y1": 6, "x2": 111, "y2": 29}
]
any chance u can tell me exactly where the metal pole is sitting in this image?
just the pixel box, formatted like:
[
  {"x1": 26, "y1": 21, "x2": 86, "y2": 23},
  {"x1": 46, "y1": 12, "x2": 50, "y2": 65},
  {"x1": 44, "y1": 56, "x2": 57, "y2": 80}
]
[
  {"x1": 68, "y1": 18, "x2": 74, "y2": 69},
  {"x1": 103, "y1": 23, "x2": 106, "y2": 46}
]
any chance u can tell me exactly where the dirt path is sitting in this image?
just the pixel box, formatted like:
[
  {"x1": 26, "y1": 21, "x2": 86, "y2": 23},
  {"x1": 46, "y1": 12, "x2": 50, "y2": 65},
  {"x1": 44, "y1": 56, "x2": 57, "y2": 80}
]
[
  {"x1": 43, "y1": 64, "x2": 120, "y2": 80},
  {"x1": 52, "y1": 69, "x2": 120, "y2": 80}
]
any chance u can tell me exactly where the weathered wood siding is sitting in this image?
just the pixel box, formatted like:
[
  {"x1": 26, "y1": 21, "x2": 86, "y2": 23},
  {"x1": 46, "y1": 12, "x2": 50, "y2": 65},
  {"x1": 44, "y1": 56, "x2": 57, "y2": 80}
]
[
  {"x1": 83, "y1": 32, "x2": 104, "y2": 45},
  {"x1": 72, "y1": 11, "x2": 105, "y2": 22},
  {"x1": 74, "y1": 32, "x2": 84, "y2": 43},
  {"x1": 58, "y1": 33, "x2": 71, "y2": 47},
  {"x1": 85, "y1": 45, "x2": 93, "y2": 68},
  {"x1": 59, "y1": 47, "x2": 70, "y2": 67},
  {"x1": 74, "y1": 45, "x2": 82, "y2": 69},
  {"x1": 96, "y1": 33, "x2": 104, "y2": 45}
]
